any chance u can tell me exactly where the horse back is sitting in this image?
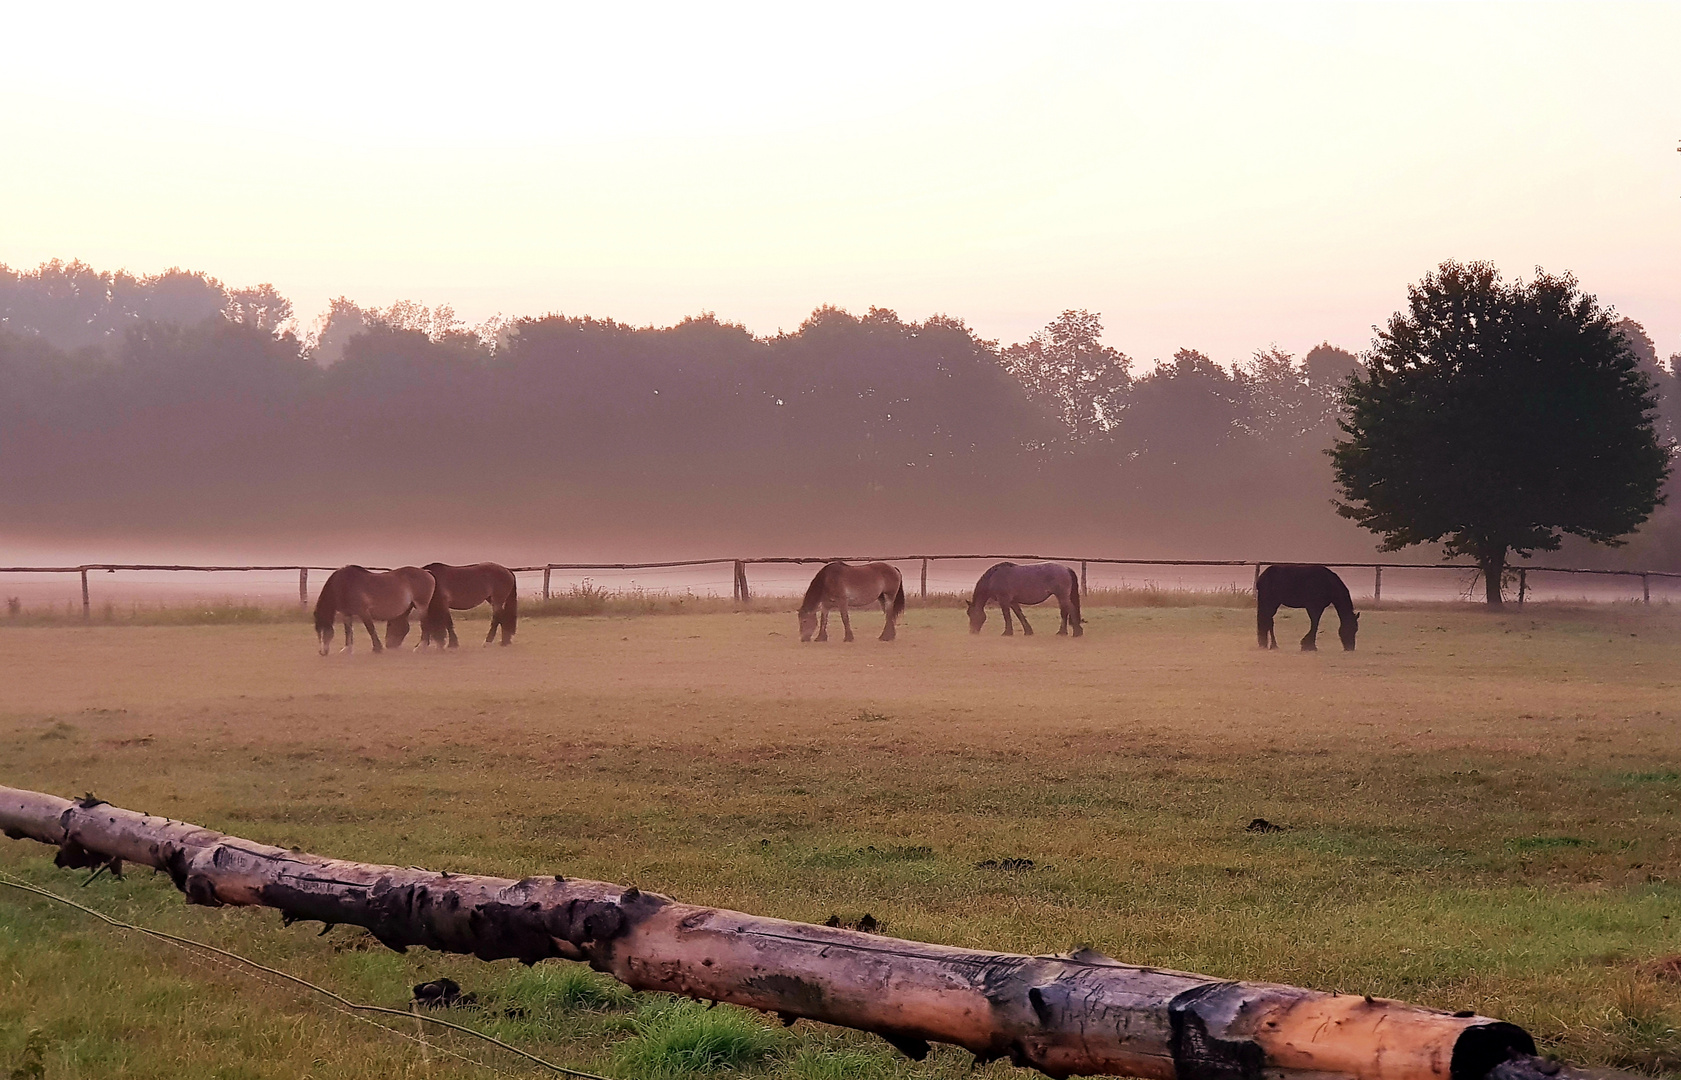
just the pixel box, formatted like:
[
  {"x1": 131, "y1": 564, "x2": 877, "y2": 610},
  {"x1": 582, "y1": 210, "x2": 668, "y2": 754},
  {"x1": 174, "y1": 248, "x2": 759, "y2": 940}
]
[{"x1": 1257, "y1": 564, "x2": 1350, "y2": 610}]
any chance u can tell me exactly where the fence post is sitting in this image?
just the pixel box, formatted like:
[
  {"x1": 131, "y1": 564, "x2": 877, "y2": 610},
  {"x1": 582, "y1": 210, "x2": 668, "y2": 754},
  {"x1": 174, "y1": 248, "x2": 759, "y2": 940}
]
[
  {"x1": 542, "y1": 565, "x2": 551, "y2": 601},
  {"x1": 1518, "y1": 569, "x2": 1527, "y2": 606},
  {"x1": 920, "y1": 559, "x2": 928, "y2": 599},
  {"x1": 732, "y1": 563, "x2": 741, "y2": 602},
  {"x1": 1643, "y1": 573, "x2": 1650, "y2": 605},
  {"x1": 1374, "y1": 566, "x2": 1382, "y2": 605},
  {"x1": 735, "y1": 561, "x2": 750, "y2": 603},
  {"x1": 298, "y1": 568, "x2": 308, "y2": 607},
  {"x1": 1253, "y1": 563, "x2": 1261, "y2": 591},
  {"x1": 80, "y1": 569, "x2": 90, "y2": 621},
  {"x1": 1081, "y1": 561, "x2": 1088, "y2": 591}
]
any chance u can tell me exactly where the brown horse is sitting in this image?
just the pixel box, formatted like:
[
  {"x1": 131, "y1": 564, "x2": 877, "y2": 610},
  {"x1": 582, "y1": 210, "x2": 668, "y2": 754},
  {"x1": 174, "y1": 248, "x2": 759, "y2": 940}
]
[
  {"x1": 422, "y1": 562, "x2": 519, "y2": 647},
  {"x1": 798, "y1": 561, "x2": 905, "y2": 642},
  {"x1": 966, "y1": 561, "x2": 1083, "y2": 637},
  {"x1": 1256, "y1": 564, "x2": 1359, "y2": 651},
  {"x1": 313, "y1": 565, "x2": 436, "y2": 655}
]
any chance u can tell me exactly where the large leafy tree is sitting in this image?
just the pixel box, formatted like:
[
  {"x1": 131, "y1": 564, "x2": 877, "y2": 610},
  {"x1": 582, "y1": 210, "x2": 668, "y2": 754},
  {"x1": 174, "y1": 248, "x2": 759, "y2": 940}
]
[
  {"x1": 1332, "y1": 261, "x2": 1670, "y2": 606},
  {"x1": 1000, "y1": 309, "x2": 1131, "y2": 443}
]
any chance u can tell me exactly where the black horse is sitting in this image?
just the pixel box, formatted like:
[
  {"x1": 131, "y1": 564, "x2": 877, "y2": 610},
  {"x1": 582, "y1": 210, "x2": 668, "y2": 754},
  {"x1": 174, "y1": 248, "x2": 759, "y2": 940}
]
[{"x1": 1256, "y1": 564, "x2": 1358, "y2": 651}]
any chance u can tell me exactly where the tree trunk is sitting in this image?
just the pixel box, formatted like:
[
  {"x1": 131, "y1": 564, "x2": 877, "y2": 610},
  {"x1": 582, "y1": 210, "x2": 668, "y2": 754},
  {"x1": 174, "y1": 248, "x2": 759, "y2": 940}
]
[
  {"x1": 1, "y1": 786, "x2": 1552, "y2": 1080},
  {"x1": 1480, "y1": 547, "x2": 1507, "y2": 608}
]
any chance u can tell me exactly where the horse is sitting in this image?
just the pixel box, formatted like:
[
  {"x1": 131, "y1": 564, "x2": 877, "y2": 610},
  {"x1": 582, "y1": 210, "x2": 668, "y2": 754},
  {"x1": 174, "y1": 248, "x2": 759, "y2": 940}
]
[
  {"x1": 1256, "y1": 563, "x2": 1359, "y2": 651},
  {"x1": 798, "y1": 561, "x2": 905, "y2": 642},
  {"x1": 313, "y1": 565, "x2": 436, "y2": 655},
  {"x1": 966, "y1": 561, "x2": 1083, "y2": 637},
  {"x1": 422, "y1": 562, "x2": 519, "y2": 647}
]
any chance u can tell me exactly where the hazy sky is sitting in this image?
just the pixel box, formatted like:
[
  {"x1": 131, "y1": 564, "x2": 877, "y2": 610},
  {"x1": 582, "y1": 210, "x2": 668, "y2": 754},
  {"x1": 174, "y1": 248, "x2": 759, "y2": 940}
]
[{"x1": 3, "y1": 1, "x2": 1677, "y2": 364}]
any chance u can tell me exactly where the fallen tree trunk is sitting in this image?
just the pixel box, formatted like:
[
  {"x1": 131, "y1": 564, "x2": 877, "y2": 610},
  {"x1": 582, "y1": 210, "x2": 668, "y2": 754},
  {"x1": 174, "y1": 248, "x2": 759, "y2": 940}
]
[{"x1": 2, "y1": 785, "x2": 1557, "y2": 1080}]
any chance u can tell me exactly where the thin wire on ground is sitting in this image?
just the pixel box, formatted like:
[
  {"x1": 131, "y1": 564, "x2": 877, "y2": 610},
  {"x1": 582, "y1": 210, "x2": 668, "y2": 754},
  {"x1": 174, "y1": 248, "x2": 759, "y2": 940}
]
[{"x1": 0, "y1": 871, "x2": 613, "y2": 1080}]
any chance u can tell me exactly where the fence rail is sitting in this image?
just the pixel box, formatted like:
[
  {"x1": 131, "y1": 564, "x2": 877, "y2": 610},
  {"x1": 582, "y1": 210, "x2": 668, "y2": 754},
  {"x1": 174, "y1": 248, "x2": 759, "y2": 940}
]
[{"x1": 5, "y1": 555, "x2": 1681, "y2": 619}]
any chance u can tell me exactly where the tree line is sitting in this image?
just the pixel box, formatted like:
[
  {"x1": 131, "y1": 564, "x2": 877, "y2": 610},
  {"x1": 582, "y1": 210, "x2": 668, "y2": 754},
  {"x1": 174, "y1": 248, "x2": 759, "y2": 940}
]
[{"x1": 1, "y1": 258, "x2": 1674, "y2": 570}]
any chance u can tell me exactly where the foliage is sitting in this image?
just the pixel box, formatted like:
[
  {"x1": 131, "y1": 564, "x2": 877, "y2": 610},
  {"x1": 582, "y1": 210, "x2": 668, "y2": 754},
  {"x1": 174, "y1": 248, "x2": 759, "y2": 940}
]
[
  {"x1": 1332, "y1": 261, "x2": 1670, "y2": 604},
  {"x1": 7, "y1": 256, "x2": 1681, "y2": 560},
  {"x1": 1000, "y1": 309, "x2": 1131, "y2": 442}
]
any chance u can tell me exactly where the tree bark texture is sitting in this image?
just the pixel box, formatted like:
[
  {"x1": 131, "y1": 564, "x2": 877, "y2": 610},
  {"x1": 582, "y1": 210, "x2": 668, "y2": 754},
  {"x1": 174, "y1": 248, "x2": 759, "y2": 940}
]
[
  {"x1": 1481, "y1": 548, "x2": 1507, "y2": 608},
  {"x1": 2, "y1": 785, "x2": 1540, "y2": 1080}
]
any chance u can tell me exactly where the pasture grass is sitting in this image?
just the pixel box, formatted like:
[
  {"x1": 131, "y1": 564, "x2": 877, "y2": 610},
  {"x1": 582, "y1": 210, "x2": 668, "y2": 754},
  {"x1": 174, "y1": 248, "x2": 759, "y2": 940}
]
[
  {"x1": 1, "y1": 603, "x2": 1679, "y2": 1078},
  {"x1": 0, "y1": 581, "x2": 1255, "y2": 627}
]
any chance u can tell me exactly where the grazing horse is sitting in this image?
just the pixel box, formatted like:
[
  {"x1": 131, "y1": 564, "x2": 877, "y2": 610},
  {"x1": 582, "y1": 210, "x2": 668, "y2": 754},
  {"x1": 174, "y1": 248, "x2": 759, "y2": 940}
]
[
  {"x1": 798, "y1": 561, "x2": 905, "y2": 642},
  {"x1": 422, "y1": 562, "x2": 519, "y2": 647},
  {"x1": 1256, "y1": 564, "x2": 1359, "y2": 651},
  {"x1": 313, "y1": 565, "x2": 435, "y2": 655},
  {"x1": 966, "y1": 562, "x2": 1083, "y2": 637}
]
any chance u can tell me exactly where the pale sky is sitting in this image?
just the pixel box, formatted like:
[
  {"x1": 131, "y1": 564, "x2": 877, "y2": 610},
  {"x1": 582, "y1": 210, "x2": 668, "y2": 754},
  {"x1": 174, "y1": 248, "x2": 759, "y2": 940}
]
[{"x1": 3, "y1": 1, "x2": 1677, "y2": 365}]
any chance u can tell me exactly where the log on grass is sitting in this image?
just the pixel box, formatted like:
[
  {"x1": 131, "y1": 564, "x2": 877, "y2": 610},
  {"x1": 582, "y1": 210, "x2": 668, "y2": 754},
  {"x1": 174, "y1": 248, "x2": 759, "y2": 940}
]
[{"x1": 2, "y1": 785, "x2": 1548, "y2": 1080}]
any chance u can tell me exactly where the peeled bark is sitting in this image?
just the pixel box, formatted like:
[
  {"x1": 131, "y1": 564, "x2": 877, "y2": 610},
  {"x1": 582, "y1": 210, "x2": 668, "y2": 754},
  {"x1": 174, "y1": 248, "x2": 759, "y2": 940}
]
[{"x1": 2, "y1": 785, "x2": 1550, "y2": 1080}]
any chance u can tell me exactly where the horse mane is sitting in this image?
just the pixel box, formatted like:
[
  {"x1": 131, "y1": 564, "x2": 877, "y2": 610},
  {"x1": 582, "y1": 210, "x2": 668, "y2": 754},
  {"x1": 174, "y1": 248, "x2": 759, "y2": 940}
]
[
  {"x1": 972, "y1": 562, "x2": 1012, "y2": 606},
  {"x1": 800, "y1": 563, "x2": 838, "y2": 613},
  {"x1": 1328, "y1": 571, "x2": 1355, "y2": 618},
  {"x1": 312, "y1": 568, "x2": 342, "y2": 631}
]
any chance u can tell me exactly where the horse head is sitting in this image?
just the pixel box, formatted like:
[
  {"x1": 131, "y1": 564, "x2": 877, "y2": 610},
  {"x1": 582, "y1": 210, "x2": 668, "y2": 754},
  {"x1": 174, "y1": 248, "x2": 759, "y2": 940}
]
[
  {"x1": 965, "y1": 597, "x2": 985, "y2": 633},
  {"x1": 1339, "y1": 611, "x2": 1359, "y2": 651},
  {"x1": 798, "y1": 609, "x2": 818, "y2": 642}
]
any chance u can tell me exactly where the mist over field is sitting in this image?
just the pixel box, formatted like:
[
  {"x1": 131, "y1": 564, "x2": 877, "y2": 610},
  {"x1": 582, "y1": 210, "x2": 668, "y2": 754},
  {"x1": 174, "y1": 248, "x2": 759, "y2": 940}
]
[{"x1": 5, "y1": 260, "x2": 1678, "y2": 570}]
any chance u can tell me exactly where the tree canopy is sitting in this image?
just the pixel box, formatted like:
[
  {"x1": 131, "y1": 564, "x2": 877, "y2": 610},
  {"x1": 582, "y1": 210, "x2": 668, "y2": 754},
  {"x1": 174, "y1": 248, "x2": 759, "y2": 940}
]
[
  {"x1": 4, "y1": 256, "x2": 1676, "y2": 560},
  {"x1": 1331, "y1": 261, "x2": 1671, "y2": 605}
]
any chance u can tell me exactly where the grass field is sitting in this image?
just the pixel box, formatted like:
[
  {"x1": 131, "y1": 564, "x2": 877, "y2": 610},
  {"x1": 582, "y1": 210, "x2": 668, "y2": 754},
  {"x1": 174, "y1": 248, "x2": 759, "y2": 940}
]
[{"x1": 2, "y1": 601, "x2": 1679, "y2": 1079}]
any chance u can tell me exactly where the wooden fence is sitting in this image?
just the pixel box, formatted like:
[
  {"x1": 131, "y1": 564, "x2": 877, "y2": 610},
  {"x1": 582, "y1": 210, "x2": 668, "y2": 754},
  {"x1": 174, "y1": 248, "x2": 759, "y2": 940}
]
[{"x1": 4, "y1": 556, "x2": 1681, "y2": 619}]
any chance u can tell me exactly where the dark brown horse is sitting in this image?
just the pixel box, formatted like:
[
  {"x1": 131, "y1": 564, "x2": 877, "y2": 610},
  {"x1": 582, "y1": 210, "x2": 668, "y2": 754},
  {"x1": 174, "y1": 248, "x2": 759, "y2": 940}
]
[
  {"x1": 313, "y1": 565, "x2": 435, "y2": 655},
  {"x1": 798, "y1": 562, "x2": 905, "y2": 642},
  {"x1": 423, "y1": 562, "x2": 519, "y2": 647},
  {"x1": 1257, "y1": 564, "x2": 1358, "y2": 651},
  {"x1": 966, "y1": 561, "x2": 1083, "y2": 637}
]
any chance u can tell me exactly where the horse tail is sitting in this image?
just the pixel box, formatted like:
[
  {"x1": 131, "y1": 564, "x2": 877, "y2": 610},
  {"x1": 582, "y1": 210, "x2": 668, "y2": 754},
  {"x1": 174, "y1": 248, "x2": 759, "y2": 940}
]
[
  {"x1": 890, "y1": 572, "x2": 906, "y2": 620},
  {"x1": 422, "y1": 575, "x2": 450, "y2": 641},
  {"x1": 1067, "y1": 565, "x2": 1083, "y2": 629},
  {"x1": 501, "y1": 583, "x2": 519, "y2": 640}
]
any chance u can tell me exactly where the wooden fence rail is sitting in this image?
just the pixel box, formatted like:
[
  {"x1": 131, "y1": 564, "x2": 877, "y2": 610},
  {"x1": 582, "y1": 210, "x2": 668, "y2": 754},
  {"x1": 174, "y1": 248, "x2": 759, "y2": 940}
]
[{"x1": 3, "y1": 557, "x2": 1678, "y2": 619}]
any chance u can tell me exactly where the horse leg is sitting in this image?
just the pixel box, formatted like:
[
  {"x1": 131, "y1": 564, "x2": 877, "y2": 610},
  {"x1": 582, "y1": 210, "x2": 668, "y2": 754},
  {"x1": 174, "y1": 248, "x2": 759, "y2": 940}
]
[
  {"x1": 486, "y1": 608, "x2": 501, "y2": 646},
  {"x1": 816, "y1": 604, "x2": 829, "y2": 643},
  {"x1": 1301, "y1": 606, "x2": 1322, "y2": 652},
  {"x1": 1258, "y1": 601, "x2": 1278, "y2": 649},
  {"x1": 838, "y1": 601, "x2": 854, "y2": 643},
  {"x1": 342, "y1": 617, "x2": 354, "y2": 654},
  {"x1": 1014, "y1": 603, "x2": 1034, "y2": 636},
  {"x1": 878, "y1": 595, "x2": 893, "y2": 642},
  {"x1": 362, "y1": 615, "x2": 383, "y2": 653},
  {"x1": 1057, "y1": 596, "x2": 1070, "y2": 636}
]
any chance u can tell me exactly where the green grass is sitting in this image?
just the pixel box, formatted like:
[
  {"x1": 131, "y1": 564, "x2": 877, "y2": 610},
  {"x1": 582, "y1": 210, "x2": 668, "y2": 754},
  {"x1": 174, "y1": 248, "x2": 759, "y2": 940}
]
[
  {"x1": 612, "y1": 1000, "x2": 787, "y2": 1078},
  {"x1": 2, "y1": 604, "x2": 1680, "y2": 1077}
]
